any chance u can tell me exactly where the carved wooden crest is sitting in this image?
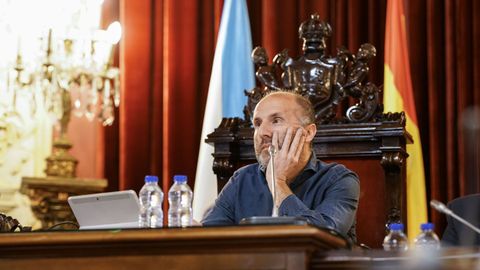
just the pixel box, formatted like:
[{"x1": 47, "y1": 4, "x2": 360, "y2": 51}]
[{"x1": 244, "y1": 14, "x2": 391, "y2": 125}]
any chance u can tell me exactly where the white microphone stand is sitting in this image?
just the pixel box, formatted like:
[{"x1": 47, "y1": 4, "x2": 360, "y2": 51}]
[
  {"x1": 269, "y1": 145, "x2": 278, "y2": 217},
  {"x1": 430, "y1": 200, "x2": 480, "y2": 235}
]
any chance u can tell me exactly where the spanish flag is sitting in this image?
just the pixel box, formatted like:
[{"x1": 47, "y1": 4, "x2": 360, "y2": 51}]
[{"x1": 384, "y1": 0, "x2": 427, "y2": 239}]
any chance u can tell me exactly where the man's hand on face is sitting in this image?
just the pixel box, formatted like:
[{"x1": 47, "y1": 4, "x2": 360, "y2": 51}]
[{"x1": 265, "y1": 126, "x2": 308, "y2": 207}]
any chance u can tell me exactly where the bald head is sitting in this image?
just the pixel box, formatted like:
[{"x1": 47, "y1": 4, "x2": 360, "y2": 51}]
[{"x1": 254, "y1": 91, "x2": 315, "y2": 126}]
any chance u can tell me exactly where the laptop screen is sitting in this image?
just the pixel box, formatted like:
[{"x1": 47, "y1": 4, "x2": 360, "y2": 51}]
[{"x1": 68, "y1": 190, "x2": 140, "y2": 230}]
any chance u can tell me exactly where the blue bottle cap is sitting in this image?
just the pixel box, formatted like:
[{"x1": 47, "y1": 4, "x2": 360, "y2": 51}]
[
  {"x1": 421, "y1": 222, "x2": 434, "y2": 230},
  {"x1": 173, "y1": 175, "x2": 187, "y2": 183},
  {"x1": 145, "y1": 175, "x2": 159, "y2": 183},
  {"x1": 389, "y1": 223, "x2": 404, "y2": 231}
]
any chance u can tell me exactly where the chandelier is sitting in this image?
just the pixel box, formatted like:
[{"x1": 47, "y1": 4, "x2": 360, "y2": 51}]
[{"x1": 0, "y1": 0, "x2": 121, "y2": 177}]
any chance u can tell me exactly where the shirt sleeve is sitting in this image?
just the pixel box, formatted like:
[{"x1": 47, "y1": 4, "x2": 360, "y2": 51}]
[
  {"x1": 201, "y1": 173, "x2": 238, "y2": 226},
  {"x1": 278, "y1": 172, "x2": 359, "y2": 237}
]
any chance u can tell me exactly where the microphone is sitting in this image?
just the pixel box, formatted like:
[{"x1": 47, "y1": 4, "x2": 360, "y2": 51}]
[
  {"x1": 269, "y1": 145, "x2": 278, "y2": 217},
  {"x1": 430, "y1": 200, "x2": 453, "y2": 215},
  {"x1": 430, "y1": 200, "x2": 480, "y2": 235}
]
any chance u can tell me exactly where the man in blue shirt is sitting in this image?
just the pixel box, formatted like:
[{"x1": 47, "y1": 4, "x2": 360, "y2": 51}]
[{"x1": 202, "y1": 91, "x2": 360, "y2": 242}]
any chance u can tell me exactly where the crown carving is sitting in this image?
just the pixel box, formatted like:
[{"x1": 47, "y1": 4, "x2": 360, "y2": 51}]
[{"x1": 299, "y1": 14, "x2": 332, "y2": 53}]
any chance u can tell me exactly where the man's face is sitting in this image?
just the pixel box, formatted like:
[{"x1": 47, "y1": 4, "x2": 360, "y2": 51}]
[{"x1": 252, "y1": 94, "x2": 307, "y2": 167}]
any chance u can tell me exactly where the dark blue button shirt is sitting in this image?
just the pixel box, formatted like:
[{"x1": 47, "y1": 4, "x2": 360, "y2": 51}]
[{"x1": 202, "y1": 154, "x2": 360, "y2": 242}]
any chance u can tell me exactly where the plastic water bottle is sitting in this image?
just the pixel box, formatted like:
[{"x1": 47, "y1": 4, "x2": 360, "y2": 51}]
[
  {"x1": 138, "y1": 175, "x2": 164, "y2": 228},
  {"x1": 414, "y1": 223, "x2": 441, "y2": 250},
  {"x1": 383, "y1": 223, "x2": 409, "y2": 251},
  {"x1": 168, "y1": 175, "x2": 193, "y2": 227}
]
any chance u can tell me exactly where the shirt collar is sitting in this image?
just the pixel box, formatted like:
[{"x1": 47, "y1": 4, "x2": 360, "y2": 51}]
[
  {"x1": 303, "y1": 151, "x2": 319, "y2": 172},
  {"x1": 288, "y1": 152, "x2": 318, "y2": 190}
]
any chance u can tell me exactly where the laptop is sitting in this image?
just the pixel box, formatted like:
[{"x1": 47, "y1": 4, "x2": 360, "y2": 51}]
[{"x1": 68, "y1": 190, "x2": 140, "y2": 230}]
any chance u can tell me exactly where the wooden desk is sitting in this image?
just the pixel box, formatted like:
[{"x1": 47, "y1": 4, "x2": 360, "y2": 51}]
[
  {"x1": 1, "y1": 225, "x2": 479, "y2": 269},
  {"x1": 0, "y1": 225, "x2": 347, "y2": 270}
]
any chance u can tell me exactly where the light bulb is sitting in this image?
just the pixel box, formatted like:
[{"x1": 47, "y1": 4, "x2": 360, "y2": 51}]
[{"x1": 106, "y1": 21, "x2": 122, "y2": 44}]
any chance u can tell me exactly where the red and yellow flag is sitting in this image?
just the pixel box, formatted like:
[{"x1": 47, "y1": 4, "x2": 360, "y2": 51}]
[{"x1": 384, "y1": 0, "x2": 427, "y2": 239}]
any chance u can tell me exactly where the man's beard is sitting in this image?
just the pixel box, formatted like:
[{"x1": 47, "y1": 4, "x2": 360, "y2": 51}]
[{"x1": 254, "y1": 141, "x2": 271, "y2": 168}]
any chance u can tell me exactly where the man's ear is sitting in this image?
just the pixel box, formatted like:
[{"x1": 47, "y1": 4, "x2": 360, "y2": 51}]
[{"x1": 304, "y1": 123, "x2": 317, "y2": 143}]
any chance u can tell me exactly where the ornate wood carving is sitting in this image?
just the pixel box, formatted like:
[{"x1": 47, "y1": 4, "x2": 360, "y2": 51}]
[
  {"x1": 206, "y1": 118, "x2": 242, "y2": 193},
  {"x1": 244, "y1": 14, "x2": 383, "y2": 125},
  {"x1": 380, "y1": 152, "x2": 405, "y2": 173},
  {"x1": 381, "y1": 152, "x2": 407, "y2": 227}
]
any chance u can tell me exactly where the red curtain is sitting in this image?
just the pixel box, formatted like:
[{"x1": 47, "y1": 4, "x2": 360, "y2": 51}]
[
  {"x1": 118, "y1": 0, "x2": 221, "y2": 196},
  {"x1": 405, "y1": 0, "x2": 480, "y2": 232},
  {"x1": 103, "y1": 0, "x2": 478, "y2": 234},
  {"x1": 100, "y1": 0, "x2": 121, "y2": 191}
]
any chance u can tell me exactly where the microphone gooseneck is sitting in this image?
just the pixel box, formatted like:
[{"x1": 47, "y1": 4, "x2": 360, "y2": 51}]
[
  {"x1": 269, "y1": 145, "x2": 278, "y2": 217},
  {"x1": 430, "y1": 199, "x2": 480, "y2": 235},
  {"x1": 430, "y1": 200, "x2": 453, "y2": 215}
]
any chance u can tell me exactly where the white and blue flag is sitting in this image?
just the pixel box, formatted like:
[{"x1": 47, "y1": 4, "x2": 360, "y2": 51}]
[{"x1": 193, "y1": 0, "x2": 255, "y2": 221}]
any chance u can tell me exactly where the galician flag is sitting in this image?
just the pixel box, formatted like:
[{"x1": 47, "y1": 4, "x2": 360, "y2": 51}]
[
  {"x1": 384, "y1": 0, "x2": 428, "y2": 239},
  {"x1": 193, "y1": 0, "x2": 255, "y2": 221}
]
